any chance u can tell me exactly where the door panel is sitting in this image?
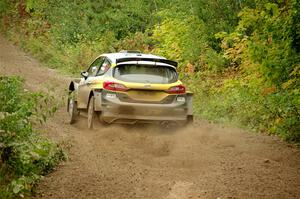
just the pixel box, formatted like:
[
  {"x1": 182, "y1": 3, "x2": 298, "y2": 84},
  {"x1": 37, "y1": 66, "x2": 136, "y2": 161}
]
[
  {"x1": 77, "y1": 78, "x2": 91, "y2": 109},
  {"x1": 77, "y1": 56, "x2": 111, "y2": 109}
]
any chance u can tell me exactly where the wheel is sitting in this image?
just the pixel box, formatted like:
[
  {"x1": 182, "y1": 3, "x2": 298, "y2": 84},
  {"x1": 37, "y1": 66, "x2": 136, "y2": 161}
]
[
  {"x1": 68, "y1": 92, "x2": 78, "y2": 124},
  {"x1": 87, "y1": 96, "x2": 96, "y2": 129}
]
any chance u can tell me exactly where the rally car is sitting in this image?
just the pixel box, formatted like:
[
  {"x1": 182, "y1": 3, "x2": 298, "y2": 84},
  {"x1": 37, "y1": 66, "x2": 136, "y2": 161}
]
[{"x1": 67, "y1": 50, "x2": 193, "y2": 129}]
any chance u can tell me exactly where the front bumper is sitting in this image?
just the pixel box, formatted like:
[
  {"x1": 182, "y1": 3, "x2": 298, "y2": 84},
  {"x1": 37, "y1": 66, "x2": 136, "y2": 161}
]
[{"x1": 100, "y1": 91, "x2": 190, "y2": 124}]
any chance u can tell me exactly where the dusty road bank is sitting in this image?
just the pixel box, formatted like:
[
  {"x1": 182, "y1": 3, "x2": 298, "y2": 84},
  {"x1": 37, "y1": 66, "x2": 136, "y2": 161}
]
[{"x1": 0, "y1": 35, "x2": 299, "y2": 199}]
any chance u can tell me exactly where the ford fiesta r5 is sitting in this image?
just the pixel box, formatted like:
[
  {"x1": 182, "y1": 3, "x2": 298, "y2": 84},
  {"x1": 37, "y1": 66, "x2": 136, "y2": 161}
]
[{"x1": 67, "y1": 51, "x2": 193, "y2": 129}]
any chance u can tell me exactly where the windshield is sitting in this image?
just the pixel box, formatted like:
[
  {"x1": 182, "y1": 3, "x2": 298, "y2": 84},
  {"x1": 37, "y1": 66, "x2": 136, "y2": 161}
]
[{"x1": 113, "y1": 65, "x2": 178, "y2": 84}]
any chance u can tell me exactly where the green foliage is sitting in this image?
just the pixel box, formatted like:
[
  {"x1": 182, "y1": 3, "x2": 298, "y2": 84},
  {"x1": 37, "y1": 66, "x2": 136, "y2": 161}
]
[
  {"x1": 193, "y1": 75, "x2": 300, "y2": 142},
  {"x1": 152, "y1": 14, "x2": 207, "y2": 69},
  {"x1": 151, "y1": 12, "x2": 226, "y2": 73},
  {"x1": 235, "y1": 1, "x2": 300, "y2": 85},
  {"x1": 0, "y1": 77, "x2": 65, "y2": 198},
  {"x1": 0, "y1": 0, "x2": 9, "y2": 17},
  {"x1": 208, "y1": 0, "x2": 300, "y2": 142},
  {"x1": 114, "y1": 31, "x2": 154, "y2": 53}
]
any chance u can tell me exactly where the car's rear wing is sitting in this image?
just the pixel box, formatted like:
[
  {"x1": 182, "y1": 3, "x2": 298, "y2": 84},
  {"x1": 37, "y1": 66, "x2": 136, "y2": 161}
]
[{"x1": 116, "y1": 57, "x2": 178, "y2": 67}]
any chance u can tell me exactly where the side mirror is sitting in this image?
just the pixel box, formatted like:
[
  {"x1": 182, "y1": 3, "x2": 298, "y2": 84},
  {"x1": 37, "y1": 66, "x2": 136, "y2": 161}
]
[{"x1": 81, "y1": 71, "x2": 89, "y2": 79}]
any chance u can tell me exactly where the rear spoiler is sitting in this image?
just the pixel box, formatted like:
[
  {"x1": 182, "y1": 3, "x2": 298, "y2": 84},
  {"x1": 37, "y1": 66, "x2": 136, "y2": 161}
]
[{"x1": 116, "y1": 57, "x2": 178, "y2": 67}]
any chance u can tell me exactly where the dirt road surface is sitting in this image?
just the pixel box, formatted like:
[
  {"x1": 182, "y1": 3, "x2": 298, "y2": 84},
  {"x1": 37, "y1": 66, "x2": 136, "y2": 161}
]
[{"x1": 0, "y1": 35, "x2": 299, "y2": 199}]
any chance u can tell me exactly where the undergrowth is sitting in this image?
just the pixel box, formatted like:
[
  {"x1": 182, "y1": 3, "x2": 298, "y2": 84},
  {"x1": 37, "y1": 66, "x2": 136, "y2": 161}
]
[{"x1": 0, "y1": 76, "x2": 65, "y2": 198}]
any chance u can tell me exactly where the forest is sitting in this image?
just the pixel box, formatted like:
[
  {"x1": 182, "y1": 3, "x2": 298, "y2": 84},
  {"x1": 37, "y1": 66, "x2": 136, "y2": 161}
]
[{"x1": 0, "y1": 0, "x2": 299, "y2": 197}]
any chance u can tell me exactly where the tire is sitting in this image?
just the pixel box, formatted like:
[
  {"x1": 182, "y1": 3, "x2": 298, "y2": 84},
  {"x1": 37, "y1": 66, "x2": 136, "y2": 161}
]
[
  {"x1": 87, "y1": 96, "x2": 95, "y2": 129},
  {"x1": 68, "y1": 93, "x2": 78, "y2": 124}
]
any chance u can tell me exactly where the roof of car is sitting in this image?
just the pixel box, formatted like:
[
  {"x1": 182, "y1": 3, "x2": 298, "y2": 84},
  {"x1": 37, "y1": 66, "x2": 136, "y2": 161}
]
[
  {"x1": 96, "y1": 52, "x2": 178, "y2": 68},
  {"x1": 101, "y1": 52, "x2": 166, "y2": 63}
]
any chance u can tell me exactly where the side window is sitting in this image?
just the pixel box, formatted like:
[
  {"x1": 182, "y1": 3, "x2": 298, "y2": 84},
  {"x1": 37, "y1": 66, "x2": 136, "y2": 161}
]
[
  {"x1": 97, "y1": 58, "x2": 111, "y2": 76},
  {"x1": 87, "y1": 57, "x2": 104, "y2": 77}
]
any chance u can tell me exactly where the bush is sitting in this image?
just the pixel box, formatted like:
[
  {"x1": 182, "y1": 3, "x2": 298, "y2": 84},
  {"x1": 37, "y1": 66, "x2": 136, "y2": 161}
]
[
  {"x1": 192, "y1": 73, "x2": 300, "y2": 142},
  {"x1": 0, "y1": 76, "x2": 65, "y2": 198}
]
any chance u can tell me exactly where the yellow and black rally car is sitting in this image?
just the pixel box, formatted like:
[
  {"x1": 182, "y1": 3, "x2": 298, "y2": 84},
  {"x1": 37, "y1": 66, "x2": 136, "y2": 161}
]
[{"x1": 67, "y1": 50, "x2": 193, "y2": 129}]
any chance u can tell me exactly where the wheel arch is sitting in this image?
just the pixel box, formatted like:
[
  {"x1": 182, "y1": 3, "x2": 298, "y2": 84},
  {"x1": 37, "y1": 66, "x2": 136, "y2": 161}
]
[
  {"x1": 69, "y1": 81, "x2": 79, "y2": 93},
  {"x1": 89, "y1": 90, "x2": 94, "y2": 100},
  {"x1": 67, "y1": 81, "x2": 79, "y2": 111},
  {"x1": 86, "y1": 90, "x2": 96, "y2": 110}
]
